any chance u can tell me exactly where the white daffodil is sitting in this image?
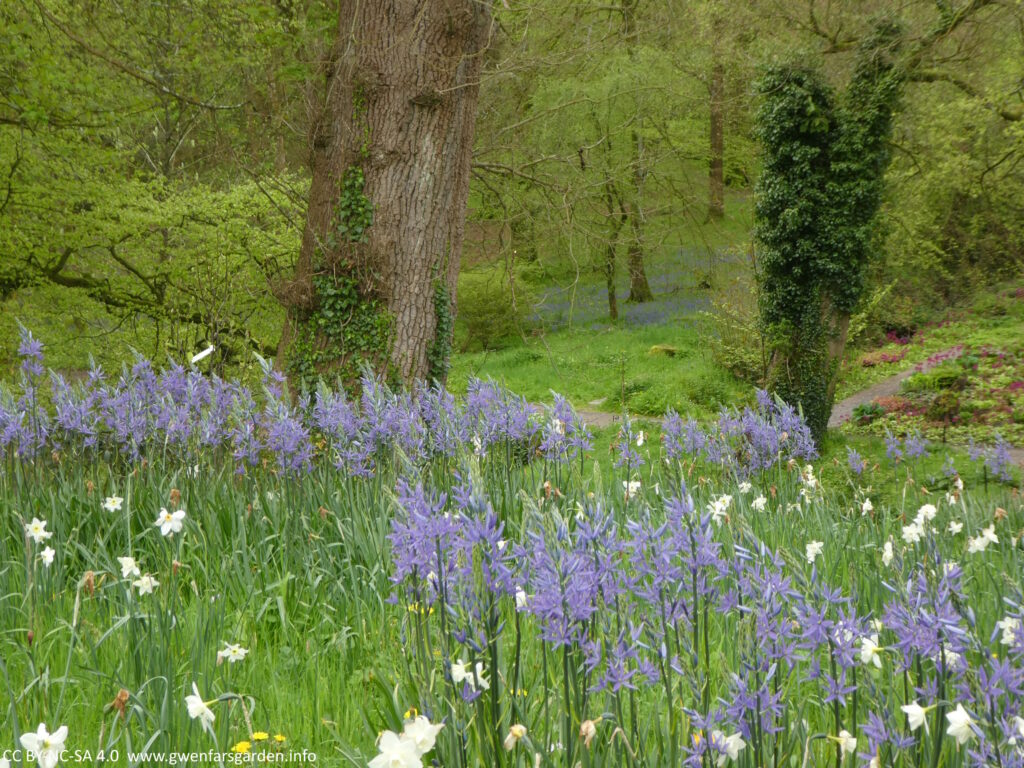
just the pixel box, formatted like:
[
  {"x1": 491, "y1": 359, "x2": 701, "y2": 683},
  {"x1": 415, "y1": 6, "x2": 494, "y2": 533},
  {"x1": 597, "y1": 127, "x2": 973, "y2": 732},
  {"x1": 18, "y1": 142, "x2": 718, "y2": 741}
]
[
  {"x1": 133, "y1": 574, "x2": 159, "y2": 595},
  {"x1": 916, "y1": 504, "x2": 937, "y2": 523},
  {"x1": 996, "y1": 616, "x2": 1020, "y2": 647},
  {"x1": 967, "y1": 525, "x2": 998, "y2": 554},
  {"x1": 19, "y1": 722, "x2": 68, "y2": 768},
  {"x1": 636, "y1": 431, "x2": 645, "y2": 447},
  {"x1": 902, "y1": 523, "x2": 924, "y2": 545},
  {"x1": 503, "y1": 724, "x2": 527, "y2": 751},
  {"x1": 400, "y1": 715, "x2": 444, "y2": 754},
  {"x1": 953, "y1": 476, "x2": 964, "y2": 491},
  {"x1": 369, "y1": 731, "x2": 422, "y2": 768},
  {"x1": 40, "y1": 546, "x2": 55, "y2": 567},
  {"x1": 947, "y1": 520, "x2": 963, "y2": 535},
  {"x1": 859, "y1": 634, "x2": 882, "y2": 668},
  {"x1": 901, "y1": 701, "x2": 931, "y2": 733},
  {"x1": 834, "y1": 730, "x2": 857, "y2": 755},
  {"x1": 882, "y1": 540, "x2": 894, "y2": 566},
  {"x1": 738, "y1": 481, "x2": 752, "y2": 495},
  {"x1": 515, "y1": 587, "x2": 528, "y2": 610},
  {"x1": 25, "y1": 518, "x2": 53, "y2": 544},
  {"x1": 451, "y1": 659, "x2": 489, "y2": 691},
  {"x1": 102, "y1": 496, "x2": 123, "y2": 513},
  {"x1": 751, "y1": 495, "x2": 767, "y2": 512},
  {"x1": 623, "y1": 480, "x2": 642, "y2": 498},
  {"x1": 801, "y1": 464, "x2": 818, "y2": 489},
  {"x1": 154, "y1": 508, "x2": 186, "y2": 536},
  {"x1": 185, "y1": 682, "x2": 216, "y2": 728},
  {"x1": 117, "y1": 556, "x2": 141, "y2": 579},
  {"x1": 190, "y1": 345, "x2": 215, "y2": 365},
  {"x1": 805, "y1": 540, "x2": 824, "y2": 565},
  {"x1": 861, "y1": 498, "x2": 873, "y2": 516},
  {"x1": 217, "y1": 643, "x2": 249, "y2": 664},
  {"x1": 709, "y1": 495, "x2": 733, "y2": 525},
  {"x1": 711, "y1": 730, "x2": 746, "y2": 766},
  {"x1": 945, "y1": 703, "x2": 975, "y2": 745}
]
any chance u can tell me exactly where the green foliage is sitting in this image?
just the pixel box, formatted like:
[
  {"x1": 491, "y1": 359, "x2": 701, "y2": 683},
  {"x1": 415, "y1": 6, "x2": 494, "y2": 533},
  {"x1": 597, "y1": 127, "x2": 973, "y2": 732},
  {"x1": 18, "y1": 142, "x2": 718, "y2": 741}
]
[
  {"x1": 755, "y1": 24, "x2": 903, "y2": 443},
  {"x1": 286, "y1": 163, "x2": 392, "y2": 389},
  {"x1": 286, "y1": 272, "x2": 393, "y2": 390},
  {"x1": 334, "y1": 166, "x2": 374, "y2": 244},
  {"x1": 699, "y1": 266, "x2": 766, "y2": 385},
  {"x1": 454, "y1": 272, "x2": 525, "y2": 353},
  {"x1": 427, "y1": 278, "x2": 454, "y2": 382}
]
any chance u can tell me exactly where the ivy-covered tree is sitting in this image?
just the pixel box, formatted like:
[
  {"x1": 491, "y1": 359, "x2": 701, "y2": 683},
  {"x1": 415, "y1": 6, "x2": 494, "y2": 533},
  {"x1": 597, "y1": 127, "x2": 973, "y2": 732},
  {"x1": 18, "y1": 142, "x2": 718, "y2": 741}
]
[
  {"x1": 755, "y1": 22, "x2": 902, "y2": 443},
  {"x1": 278, "y1": 1, "x2": 494, "y2": 387}
]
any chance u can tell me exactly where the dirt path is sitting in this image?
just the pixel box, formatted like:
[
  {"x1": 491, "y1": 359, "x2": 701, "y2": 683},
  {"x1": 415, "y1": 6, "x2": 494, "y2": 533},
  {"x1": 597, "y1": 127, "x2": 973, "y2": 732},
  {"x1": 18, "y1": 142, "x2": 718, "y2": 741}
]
[
  {"x1": 828, "y1": 368, "x2": 924, "y2": 428},
  {"x1": 828, "y1": 348, "x2": 1024, "y2": 467},
  {"x1": 571, "y1": 346, "x2": 1024, "y2": 467}
]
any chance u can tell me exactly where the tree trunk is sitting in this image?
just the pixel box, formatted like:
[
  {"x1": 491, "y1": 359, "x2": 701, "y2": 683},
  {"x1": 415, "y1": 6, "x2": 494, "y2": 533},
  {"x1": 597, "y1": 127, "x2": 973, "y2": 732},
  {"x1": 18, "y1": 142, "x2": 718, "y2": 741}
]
[
  {"x1": 625, "y1": 219, "x2": 653, "y2": 302},
  {"x1": 708, "y1": 57, "x2": 725, "y2": 220},
  {"x1": 603, "y1": 182, "x2": 625, "y2": 321},
  {"x1": 278, "y1": 1, "x2": 492, "y2": 386},
  {"x1": 622, "y1": 0, "x2": 653, "y2": 304}
]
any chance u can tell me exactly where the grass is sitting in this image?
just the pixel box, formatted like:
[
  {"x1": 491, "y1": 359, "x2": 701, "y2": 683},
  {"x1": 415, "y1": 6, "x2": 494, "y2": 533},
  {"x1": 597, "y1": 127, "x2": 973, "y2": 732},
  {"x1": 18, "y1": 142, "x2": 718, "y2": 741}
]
[{"x1": 449, "y1": 316, "x2": 748, "y2": 420}]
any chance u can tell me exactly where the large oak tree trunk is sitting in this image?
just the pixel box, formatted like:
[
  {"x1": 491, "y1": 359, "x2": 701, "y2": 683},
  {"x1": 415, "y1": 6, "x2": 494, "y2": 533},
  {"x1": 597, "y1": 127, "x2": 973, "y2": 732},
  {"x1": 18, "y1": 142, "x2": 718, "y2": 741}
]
[{"x1": 278, "y1": 1, "x2": 492, "y2": 385}]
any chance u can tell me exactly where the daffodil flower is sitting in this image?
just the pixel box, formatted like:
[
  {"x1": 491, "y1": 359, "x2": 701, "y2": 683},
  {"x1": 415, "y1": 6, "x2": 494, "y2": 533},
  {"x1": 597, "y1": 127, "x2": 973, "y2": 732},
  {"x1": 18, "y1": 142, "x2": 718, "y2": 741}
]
[
  {"x1": 217, "y1": 642, "x2": 249, "y2": 664},
  {"x1": 945, "y1": 703, "x2": 976, "y2": 745},
  {"x1": 118, "y1": 556, "x2": 141, "y2": 579},
  {"x1": 369, "y1": 731, "x2": 421, "y2": 768},
  {"x1": 401, "y1": 715, "x2": 444, "y2": 753},
  {"x1": 185, "y1": 682, "x2": 216, "y2": 729},
  {"x1": 901, "y1": 700, "x2": 934, "y2": 733},
  {"x1": 859, "y1": 634, "x2": 883, "y2": 668},
  {"x1": 133, "y1": 574, "x2": 159, "y2": 595},
  {"x1": 155, "y1": 508, "x2": 187, "y2": 536},
  {"x1": 20, "y1": 722, "x2": 68, "y2": 768},
  {"x1": 25, "y1": 518, "x2": 53, "y2": 544},
  {"x1": 805, "y1": 540, "x2": 823, "y2": 564}
]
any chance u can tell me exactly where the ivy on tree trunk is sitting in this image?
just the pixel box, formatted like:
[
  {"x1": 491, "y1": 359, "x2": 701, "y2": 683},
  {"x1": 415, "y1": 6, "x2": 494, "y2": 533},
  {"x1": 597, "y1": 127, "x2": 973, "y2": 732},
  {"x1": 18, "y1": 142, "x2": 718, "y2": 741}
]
[{"x1": 755, "y1": 20, "x2": 903, "y2": 444}]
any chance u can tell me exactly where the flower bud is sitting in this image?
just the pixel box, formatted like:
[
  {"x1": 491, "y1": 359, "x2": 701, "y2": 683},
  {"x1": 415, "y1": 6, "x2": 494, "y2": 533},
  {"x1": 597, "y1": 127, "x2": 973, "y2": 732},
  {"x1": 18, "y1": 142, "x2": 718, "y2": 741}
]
[{"x1": 503, "y1": 724, "x2": 527, "y2": 751}]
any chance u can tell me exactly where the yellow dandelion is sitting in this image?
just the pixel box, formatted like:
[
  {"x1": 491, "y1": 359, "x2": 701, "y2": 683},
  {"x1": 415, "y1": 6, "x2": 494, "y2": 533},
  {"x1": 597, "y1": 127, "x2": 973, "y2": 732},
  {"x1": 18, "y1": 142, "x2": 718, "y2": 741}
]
[
  {"x1": 253, "y1": 731, "x2": 269, "y2": 741},
  {"x1": 231, "y1": 741, "x2": 251, "y2": 753},
  {"x1": 274, "y1": 734, "x2": 286, "y2": 743}
]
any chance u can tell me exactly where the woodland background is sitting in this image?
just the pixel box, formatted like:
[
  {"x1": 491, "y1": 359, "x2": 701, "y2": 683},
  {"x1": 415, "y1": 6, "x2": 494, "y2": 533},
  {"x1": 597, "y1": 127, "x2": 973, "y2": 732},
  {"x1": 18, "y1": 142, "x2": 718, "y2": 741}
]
[{"x1": 1, "y1": 0, "x2": 1022, "y2": 391}]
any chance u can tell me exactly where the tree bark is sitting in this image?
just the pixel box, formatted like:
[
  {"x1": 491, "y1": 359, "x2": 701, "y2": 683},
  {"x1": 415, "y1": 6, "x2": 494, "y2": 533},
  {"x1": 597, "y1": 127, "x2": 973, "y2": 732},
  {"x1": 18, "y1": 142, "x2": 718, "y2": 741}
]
[{"x1": 278, "y1": 1, "x2": 492, "y2": 385}]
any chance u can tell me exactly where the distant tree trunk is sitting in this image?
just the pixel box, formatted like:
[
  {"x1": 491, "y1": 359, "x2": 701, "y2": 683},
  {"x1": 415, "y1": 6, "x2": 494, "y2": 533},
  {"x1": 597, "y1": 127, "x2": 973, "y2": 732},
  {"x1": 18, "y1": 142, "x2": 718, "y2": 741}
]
[
  {"x1": 708, "y1": 57, "x2": 725, "y2": 220},
  {"x1": 277, "y1": 1, "x2": 492, "y2": 386},
  {"x1": 625, "y1": 201, "x2": 653, "y2": 303},
  {"x1": 603, "y1": 183, "x2": 625, "y2": 321},
  {"x1": 622, "y1": 0, "x2": 654, "y2": 304}
]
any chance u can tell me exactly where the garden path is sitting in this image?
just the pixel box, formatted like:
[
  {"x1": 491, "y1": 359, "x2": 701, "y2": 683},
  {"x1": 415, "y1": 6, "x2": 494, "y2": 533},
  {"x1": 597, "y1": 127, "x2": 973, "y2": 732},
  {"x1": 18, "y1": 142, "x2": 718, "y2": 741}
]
[
  {"x1": 828, "y1": 349, "x2": 1024, "y2": 466},
  {"x1": 569, "y1": 345, "x2": 1024, "y2": 466}
]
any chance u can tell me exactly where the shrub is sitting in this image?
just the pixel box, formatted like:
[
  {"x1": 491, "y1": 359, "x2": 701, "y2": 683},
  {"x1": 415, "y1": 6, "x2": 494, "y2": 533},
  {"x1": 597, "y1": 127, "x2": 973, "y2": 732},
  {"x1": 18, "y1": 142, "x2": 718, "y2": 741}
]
[{"x1": 455, "y1": 272, "x2": 529, "y2": 352}]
